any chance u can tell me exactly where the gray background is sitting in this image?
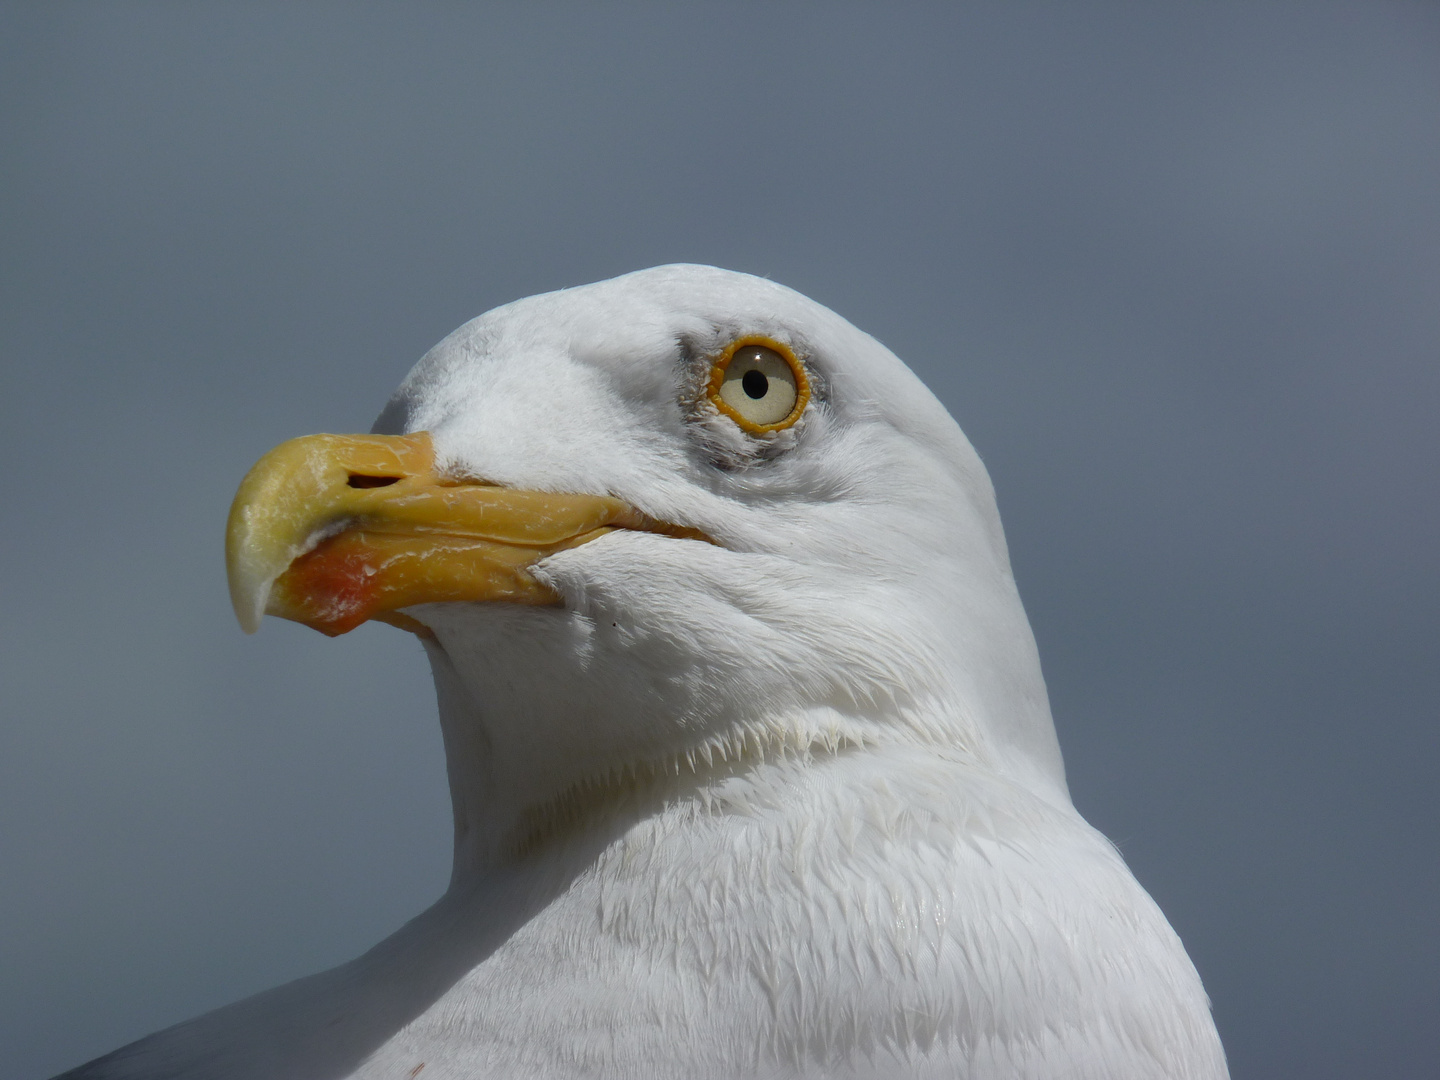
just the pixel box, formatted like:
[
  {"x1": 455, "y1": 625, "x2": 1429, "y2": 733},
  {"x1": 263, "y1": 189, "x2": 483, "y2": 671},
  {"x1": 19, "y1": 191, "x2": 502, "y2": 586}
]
[{"x1": 2, "y1": 3, "x2": 1437, "y2": 1077}]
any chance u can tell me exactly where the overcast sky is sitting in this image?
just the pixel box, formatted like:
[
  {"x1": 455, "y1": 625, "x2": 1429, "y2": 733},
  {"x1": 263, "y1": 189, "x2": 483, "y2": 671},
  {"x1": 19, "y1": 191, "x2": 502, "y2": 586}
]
[{"x1": 2, "y1": 4, "x2": 1437, "y2": 1078}]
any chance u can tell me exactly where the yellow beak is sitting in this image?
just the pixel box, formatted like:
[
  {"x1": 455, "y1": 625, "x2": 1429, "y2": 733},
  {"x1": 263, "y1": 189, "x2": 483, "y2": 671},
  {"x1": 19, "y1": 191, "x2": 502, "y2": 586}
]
[{"x1": 225, "y1": 431, "x2": 696, "y2": 637}]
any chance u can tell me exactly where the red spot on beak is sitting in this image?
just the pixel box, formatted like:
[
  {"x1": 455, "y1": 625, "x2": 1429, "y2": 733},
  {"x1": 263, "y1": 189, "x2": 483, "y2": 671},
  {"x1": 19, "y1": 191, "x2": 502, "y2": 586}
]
[{"x1": 280, "y1": 535, "x2": 383, "y2": 636}]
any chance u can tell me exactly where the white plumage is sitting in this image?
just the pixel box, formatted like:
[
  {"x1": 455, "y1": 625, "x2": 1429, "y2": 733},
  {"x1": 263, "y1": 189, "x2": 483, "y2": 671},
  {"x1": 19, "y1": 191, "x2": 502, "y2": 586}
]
[{"x1": 63, "y1": 265, "x2": 1227, "y2": 1079}]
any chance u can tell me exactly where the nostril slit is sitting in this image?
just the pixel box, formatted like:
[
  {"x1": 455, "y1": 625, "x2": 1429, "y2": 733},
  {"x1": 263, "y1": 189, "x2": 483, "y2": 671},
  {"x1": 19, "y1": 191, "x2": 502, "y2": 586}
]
[{"x1": 348, "y1": 474, "x2": 402, "y2": 489}]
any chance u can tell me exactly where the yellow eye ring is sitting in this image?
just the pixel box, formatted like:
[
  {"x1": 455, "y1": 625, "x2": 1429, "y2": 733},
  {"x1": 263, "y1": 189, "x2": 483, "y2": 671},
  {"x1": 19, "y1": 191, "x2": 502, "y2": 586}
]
[{"x1": 706, "y1": 336, "x2": 811, "y2": 433}]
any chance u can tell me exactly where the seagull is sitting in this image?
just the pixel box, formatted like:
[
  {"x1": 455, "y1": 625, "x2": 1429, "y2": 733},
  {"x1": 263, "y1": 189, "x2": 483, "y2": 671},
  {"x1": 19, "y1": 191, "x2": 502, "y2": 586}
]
[{"x1": 61, "y1": 265, "x2": 1228, "y2": 1079}]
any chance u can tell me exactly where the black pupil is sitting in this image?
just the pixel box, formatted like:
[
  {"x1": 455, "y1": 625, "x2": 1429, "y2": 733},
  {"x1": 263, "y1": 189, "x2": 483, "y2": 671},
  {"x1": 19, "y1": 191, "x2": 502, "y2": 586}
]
[{"x1": 742, "y1": 368, "x2": 769, "y2": 399}]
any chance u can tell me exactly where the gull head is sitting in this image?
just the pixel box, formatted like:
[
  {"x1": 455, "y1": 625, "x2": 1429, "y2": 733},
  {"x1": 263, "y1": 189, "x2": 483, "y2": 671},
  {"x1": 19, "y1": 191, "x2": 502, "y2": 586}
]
[{"x1": 226, "y1": 265, "x2": 1067, "y2": 859}]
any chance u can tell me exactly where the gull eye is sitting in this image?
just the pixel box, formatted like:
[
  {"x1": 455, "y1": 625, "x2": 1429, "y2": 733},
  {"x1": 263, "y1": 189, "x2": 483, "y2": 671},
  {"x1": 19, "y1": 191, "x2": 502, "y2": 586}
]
[{"x1": 707, "y1": 337, "x2": 810, "y2": 432}]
